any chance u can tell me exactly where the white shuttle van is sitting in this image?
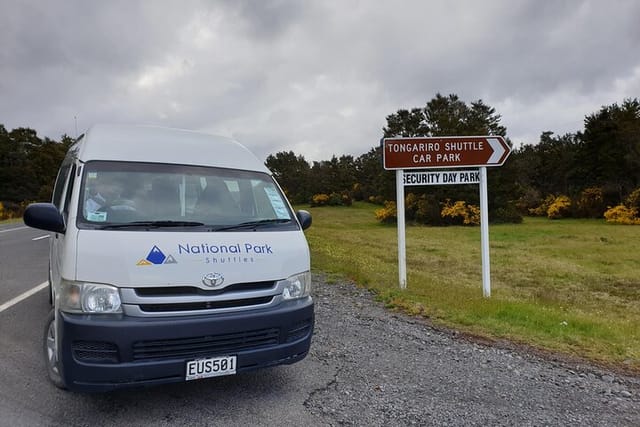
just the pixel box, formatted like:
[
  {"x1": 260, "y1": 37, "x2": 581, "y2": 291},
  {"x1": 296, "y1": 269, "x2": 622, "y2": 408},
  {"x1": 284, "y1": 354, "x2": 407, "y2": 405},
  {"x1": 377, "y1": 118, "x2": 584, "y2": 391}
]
[{"x1": 24, "y1": 124, "x2": 314, "y2": 392}]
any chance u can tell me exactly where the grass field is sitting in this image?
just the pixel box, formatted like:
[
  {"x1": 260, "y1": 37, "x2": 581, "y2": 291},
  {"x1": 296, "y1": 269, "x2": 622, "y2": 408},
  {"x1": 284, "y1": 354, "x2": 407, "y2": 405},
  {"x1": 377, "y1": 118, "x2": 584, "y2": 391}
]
[
  {"x1": 304, "y1": 202, "x2": 640, "y2": 372},
  {"x1": 0, "y1": 218, "x2": 22, "y2": 225}
]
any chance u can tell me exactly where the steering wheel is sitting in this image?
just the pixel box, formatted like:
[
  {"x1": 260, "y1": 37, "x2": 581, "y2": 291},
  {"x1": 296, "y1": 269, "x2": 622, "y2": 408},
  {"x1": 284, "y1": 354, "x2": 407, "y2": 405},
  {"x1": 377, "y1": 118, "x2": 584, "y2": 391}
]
[{"x1": 97, "y1": 199, "x2": 140, "y2": 221}]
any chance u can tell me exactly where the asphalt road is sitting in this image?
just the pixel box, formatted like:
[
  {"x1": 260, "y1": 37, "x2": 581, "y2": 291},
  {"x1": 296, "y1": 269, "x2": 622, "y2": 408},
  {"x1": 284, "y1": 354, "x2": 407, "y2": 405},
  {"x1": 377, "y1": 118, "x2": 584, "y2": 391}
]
[
  {"x1": 0, "y1": 224, "x2": 49, "y2": 304},
  {"x1": 1, "y1": 222, "x2": 639, "y2": 426}
]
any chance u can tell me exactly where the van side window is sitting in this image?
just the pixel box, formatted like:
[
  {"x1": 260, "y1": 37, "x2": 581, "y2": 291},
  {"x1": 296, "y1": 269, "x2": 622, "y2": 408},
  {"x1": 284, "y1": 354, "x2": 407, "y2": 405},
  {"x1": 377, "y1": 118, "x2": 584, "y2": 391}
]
[
  {"x1": 61, "y1": 164, "x2": 77, "y2": 219},
  {"x1": 51, "y1": 163, "x2": 72, "y2": 210}
]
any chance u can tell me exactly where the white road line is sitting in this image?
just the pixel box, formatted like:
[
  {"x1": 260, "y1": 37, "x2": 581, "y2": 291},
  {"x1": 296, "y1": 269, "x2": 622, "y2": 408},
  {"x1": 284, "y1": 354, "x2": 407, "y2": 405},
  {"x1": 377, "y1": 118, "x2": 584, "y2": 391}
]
[
  {"x1": 0, "y1": 226, "x2": 28, "y2": 234},
  {"x1": 0, "y1": 281, "x2": 48, "y2": 314},
  {"x1": 32, "y1": 235, "x2": 50, "y2": 241}
]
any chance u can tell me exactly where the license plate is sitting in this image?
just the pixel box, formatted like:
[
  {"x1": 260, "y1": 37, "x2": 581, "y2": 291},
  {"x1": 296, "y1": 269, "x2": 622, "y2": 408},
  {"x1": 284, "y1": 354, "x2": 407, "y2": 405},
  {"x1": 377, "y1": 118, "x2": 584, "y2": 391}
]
[{"x1": 185, "y1": 355, "x2": 237, "y2": 381}]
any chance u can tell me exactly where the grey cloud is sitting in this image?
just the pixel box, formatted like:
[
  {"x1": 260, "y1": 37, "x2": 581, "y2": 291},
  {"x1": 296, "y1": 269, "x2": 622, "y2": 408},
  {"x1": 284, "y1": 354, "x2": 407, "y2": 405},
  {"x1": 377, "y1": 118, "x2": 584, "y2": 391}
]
[
  {"x1": 229, "y1": 0, "x2": 309, "y2": 40},
  {"x1": 1, "y1": 0, "x2": 639, "y2": 158},
  {"x1": 2, "y1": 1, "x2": 188, "y2": 71},
  {"x1": 365, "y1": 1, "x2": 640, "y2": 104}
]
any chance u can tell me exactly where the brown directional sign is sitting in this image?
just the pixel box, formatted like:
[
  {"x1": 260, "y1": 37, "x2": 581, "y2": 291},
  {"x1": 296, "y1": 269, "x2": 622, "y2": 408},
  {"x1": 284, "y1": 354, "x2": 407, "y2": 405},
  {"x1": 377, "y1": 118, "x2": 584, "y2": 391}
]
[{"x1": 383, "y1": 136, "x2": 511, "y2": 170}]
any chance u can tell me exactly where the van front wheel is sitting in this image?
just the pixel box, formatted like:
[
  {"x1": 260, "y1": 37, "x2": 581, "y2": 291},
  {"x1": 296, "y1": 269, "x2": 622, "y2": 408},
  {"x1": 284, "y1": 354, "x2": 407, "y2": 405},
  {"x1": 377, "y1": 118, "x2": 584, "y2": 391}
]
[{"x1": 43, "y1": 310, "x2": 66, "y2": 389}]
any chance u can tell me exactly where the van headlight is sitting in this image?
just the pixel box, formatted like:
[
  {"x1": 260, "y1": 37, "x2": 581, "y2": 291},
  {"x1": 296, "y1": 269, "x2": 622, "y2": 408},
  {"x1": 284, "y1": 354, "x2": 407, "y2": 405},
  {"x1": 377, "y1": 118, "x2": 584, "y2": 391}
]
[
  {"x1": 279, "y1": 271, "x2": 311, "y2": 300},
  {"x1": 59, "y1": 280, "x2": 122, "y2": 314}
]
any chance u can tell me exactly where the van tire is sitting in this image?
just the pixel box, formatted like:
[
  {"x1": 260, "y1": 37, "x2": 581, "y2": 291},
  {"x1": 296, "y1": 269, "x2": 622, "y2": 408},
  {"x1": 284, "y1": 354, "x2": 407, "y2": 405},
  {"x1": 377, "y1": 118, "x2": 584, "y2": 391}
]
[{"x1": 43, "y1": 310, "x2": 66, "y2": 389}]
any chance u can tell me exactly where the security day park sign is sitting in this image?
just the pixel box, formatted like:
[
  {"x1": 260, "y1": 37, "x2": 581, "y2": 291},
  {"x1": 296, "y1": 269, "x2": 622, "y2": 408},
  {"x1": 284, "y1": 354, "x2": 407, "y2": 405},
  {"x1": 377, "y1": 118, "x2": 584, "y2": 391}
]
[{"x1": 382, "y1": 136, "x2": 511, "y2": 297}]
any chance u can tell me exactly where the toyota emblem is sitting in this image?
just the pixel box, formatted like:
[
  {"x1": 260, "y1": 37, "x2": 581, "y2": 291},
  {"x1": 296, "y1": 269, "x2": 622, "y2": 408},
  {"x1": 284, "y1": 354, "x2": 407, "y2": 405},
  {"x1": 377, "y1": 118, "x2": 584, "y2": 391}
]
[{"x1": 202, "y1": 272, "x2": 225, "y2": 288}]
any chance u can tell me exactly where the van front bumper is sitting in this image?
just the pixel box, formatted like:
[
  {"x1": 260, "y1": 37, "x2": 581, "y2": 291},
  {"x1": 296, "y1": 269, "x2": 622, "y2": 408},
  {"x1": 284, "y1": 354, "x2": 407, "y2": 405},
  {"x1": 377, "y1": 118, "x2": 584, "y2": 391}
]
[{"x1": 56, "y1": 297, "x2": 313, "y2": 392}]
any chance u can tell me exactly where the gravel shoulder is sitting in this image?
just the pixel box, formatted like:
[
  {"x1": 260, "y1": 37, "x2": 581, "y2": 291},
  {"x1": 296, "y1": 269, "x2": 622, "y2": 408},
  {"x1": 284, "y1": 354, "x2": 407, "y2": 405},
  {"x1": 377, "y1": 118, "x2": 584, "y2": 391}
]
[{"x1": 306, "y1": 274, "x2": 640, "y2": 426}]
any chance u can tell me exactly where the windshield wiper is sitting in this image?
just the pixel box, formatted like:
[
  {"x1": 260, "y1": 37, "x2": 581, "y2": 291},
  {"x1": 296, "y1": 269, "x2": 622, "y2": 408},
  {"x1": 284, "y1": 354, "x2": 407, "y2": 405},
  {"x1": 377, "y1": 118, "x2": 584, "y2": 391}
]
[
  {"x1": 213, "y1": 219, "x2": 291, "y2": 231},
  {"x1": 99, "y1": 220, "x2": 205, "y2": 230}
]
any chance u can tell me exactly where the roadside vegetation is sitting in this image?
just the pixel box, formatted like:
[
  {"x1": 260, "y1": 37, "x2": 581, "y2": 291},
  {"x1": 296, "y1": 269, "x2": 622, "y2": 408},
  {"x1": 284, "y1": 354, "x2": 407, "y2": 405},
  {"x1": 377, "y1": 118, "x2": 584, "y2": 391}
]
[
  {"x1": 305, "y1": 202, "x2": 640, "y2": 372},
  {"x1": 268, "y1": 95, "x2": 640, "y2": 226},
  {"x1": 0, "y1": 218, "x2": 22, "y2": 225}
]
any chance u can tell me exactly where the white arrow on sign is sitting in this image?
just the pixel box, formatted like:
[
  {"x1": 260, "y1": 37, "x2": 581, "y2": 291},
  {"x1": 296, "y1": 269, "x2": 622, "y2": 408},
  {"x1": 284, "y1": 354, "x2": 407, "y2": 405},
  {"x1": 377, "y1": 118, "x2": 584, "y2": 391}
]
[{"x1": 487, "y1": 138, "x2": 506, "y2": 164}]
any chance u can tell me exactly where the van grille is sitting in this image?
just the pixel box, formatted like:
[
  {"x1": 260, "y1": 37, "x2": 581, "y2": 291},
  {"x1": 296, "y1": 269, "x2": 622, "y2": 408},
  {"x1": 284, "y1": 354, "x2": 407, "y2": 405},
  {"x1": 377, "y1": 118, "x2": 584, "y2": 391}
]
[
  {"x1": 121, "y1": 281, "x2": 281, "y2": 316},
  {"x1": 139, "y1": 296, "x2": 273, "y2": 312},
  {"x1": 285, "y1": 319, "x2": 313, "y2": 343},
  {"x1": 72, "y1": 341, "x2": 119, "y2": 363},
  {"x1": 132, "y1": 328, "x2": 280, "y2": 360},
  {"x1": 135, "y1": 281, "x2": 276, "y2": 297}
]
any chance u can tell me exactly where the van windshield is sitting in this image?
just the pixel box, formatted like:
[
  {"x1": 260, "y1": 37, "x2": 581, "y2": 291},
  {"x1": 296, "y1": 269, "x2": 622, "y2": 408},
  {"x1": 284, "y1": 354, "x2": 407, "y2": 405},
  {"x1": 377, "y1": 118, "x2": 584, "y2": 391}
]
[{"x1": 77, "y1": 161, "x2": 296, "y2": 231}]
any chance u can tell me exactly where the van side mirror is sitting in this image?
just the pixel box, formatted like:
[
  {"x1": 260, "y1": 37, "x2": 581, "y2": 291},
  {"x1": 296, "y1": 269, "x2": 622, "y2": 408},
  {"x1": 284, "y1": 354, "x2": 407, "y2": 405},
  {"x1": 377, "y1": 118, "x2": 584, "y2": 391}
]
[
  {"x1": 296, "y1": 210, "x2": 312, "y2": 230},
  {"x1": 23, "y1": 203, "x2": 66, "y2": 234}
]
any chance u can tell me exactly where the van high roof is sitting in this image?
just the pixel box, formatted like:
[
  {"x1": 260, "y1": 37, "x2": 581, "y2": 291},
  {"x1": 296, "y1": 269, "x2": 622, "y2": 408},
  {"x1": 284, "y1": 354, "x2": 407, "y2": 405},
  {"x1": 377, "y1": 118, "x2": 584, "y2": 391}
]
[{"x1": 76, "y1": 124, "x2": 269, "y2": 173}]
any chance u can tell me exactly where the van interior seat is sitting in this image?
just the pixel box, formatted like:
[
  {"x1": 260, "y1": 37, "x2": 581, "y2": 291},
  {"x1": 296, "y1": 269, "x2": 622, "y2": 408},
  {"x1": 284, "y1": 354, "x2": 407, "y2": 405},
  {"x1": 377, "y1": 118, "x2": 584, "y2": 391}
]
[
  {"x1": 194, "y1": 179, "x2": 240, "y2": 221},
  {"x1": 149, "y1": 177, "x2": 180, "y2": 220}
]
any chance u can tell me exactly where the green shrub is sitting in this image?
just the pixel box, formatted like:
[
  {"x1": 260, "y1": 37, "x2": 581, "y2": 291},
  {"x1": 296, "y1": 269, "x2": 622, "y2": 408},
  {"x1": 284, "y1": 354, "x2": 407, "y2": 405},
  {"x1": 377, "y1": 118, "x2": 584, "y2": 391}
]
[
  {"x1": 529, "y1": 194, "x2": 555, "y2": 216},
  {"x1": 374, "y1": 201, "x2": 397, "y2": 223},
  {"x1": 0, "y1": 200, "x2": 26, "y2": 220},
  {"x1": 341, "y1": 191, "x2": 353, "y2": 206},
  {"x1": 328, "y1": 192, "x2": 343, "y2": 206},
  {"x1": 403, "y1": 193, "x2": 447, "y2": 225},
  {"x1": 491, "y1": 204, "x2": 524, "y2": 224},
  {"x1": 368, "y1": 195, "x2": 385, "y2": 205},
  {"x1": 604, "y1": 205, "x2": 640, "y2": 225},
  {"x1": 372, "y1": 193, "x2": 520, "y2": 226},
  {"x1": 625, "y1": 188, "x2": 640, "y2": 210},
  {"x1": 310, "y1": 193, "x2": 330, "y2": 207},
  {"x1": 547, "y1": 195, "x2": 572, "y2": 219},
  {"x1": 352, "y1": 183, "x2": 364, "y2": 201},
  {"x1": 440, "y1": 200, "x2": 480, "y2": 225},
  {"x1": 404, "y1": 193, "x2": 418, "y2": 221},
  {"x1": 515, "y1": 187, "x2": 542, "y2": 215},
  {"x1": 576, "y1": 187, "x2": 605, "y2": 218},
  {"x1": 311, "y1": 192, "x2": 353, "y2": 207}
]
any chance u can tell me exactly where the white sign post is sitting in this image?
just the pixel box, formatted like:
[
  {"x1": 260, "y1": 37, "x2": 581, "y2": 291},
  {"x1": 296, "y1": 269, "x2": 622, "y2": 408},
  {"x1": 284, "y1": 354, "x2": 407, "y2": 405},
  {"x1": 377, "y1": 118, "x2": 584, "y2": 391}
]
[
  {"x1": 383, "y1": 136, "x2": 511, "y2": 297},
  {"x1": 479, "y1": 167, "x2": 490, "y2": 297},
  {"x1": 396, "y1": 170, "x2": 407, "y2": 289}
]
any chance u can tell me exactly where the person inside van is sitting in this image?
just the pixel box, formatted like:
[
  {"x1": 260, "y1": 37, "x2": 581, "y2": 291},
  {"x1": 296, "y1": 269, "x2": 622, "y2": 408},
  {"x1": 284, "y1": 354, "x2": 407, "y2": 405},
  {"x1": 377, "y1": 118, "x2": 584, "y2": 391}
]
[
  {"x1": 194, "y1": 177, "x2": 241, "y2": 221},
  {"x1": 83, "y1": 174, "x2": 136, "y2": 221}
]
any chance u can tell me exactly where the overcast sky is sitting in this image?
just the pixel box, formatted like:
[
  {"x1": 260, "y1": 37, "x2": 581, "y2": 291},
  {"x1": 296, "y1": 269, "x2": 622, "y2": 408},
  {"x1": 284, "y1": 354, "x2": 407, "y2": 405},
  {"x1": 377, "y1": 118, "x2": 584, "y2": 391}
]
[{"x1": 1, "y1": 0, "x2": 639, "y2": 161}]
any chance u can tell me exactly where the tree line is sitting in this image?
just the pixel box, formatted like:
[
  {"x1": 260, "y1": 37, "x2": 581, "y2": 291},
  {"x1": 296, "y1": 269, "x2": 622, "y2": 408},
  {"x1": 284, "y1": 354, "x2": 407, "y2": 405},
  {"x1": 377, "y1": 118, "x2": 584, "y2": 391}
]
[
  {"x1": 0, "y1": 125, "x2": 74, "y2": 217},
  {"x1": 1, "y1": 94, "x2": 639, "y2": 224},
  {"x1": 266, "y1": 94, "x2": 640, "y2": 224}
]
